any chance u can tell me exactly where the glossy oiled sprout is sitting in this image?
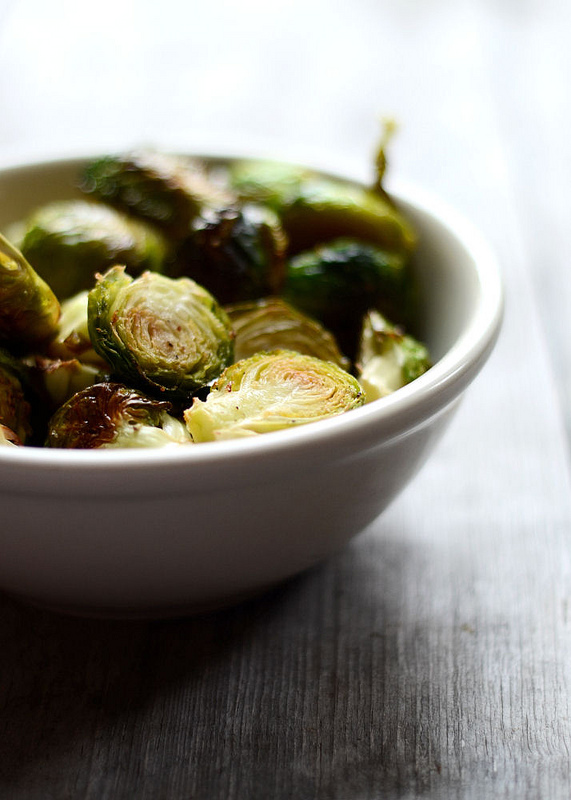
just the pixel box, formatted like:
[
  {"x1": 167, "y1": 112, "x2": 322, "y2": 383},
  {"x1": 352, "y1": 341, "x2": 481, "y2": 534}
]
[
  {"x1": 88, "y1": 267, "x2": 234, "y2": 399},
  {"x1": 17, "y1": 200, "x2": 169, "y2": 300},
  {"x1": 225, "y1": 297, "x2": 349, "y2": 370},
  {"x1": 228, "y1": 159, "x2": 416, "y2": 256},
  {"x1": 80, "y1": 150, "x2": 234, "y2": 239},
  {"x1": 356, "y1": 310, "x2": 431, "y2": 402},
  {"x1": 173, "y1": 204, "x2": 287, "y2": 305},
  {"x1": 284, "y1": 238, "x2": 412, "y2": 360},
  {"x1": 0, "y1": 232, "x2": 60, "y2": 352},
  {"x1": 46, "y1": 382, "x2": 192, "y2": 449},
  {"x1": 0, "y1": 347, "x2": 32, "y2": 445},
  {"x1": 184, "y1": 349, "x2": 365, "y2": 442}
]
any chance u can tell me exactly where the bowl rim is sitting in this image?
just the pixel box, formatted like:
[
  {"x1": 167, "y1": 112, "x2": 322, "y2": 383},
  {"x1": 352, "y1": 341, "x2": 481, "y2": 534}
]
[{"x1": 0, "y1": 153, "x2": 504, "y2": 473}]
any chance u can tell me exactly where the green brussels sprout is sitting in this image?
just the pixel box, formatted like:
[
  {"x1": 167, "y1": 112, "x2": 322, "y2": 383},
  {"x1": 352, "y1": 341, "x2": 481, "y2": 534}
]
[
  {"x1": 17, "y1": 200, "x2": 169, "y2": 300},
  {"x1": 172, "y1": 204, "x2": 287, "y2": 305},
  {"x1": 356, "y1": 310, "x2": 431, "y2": 402},
  {"x1": 80, "y1": 150, "x2": 233, "y2": 239},
  {"x1": 47, "y1": 290, "x2": 110, "y2": 367},
  {"x1": 88, "y1": 267, "x2": 234, "y2": 399},
  {"x1": 46, "y1": 382, "x2": 192, "y2": 449},
  {"x1": 184, "y1": 349, "x2": 364, "y2": 442},
  {"x1": 283, "y1": 238, "x2": 411, "y2": 360},
  {"x1": 225, "y1": 297, "x2": 349, "y2": 370},
  {"x1": 228, "y1": 159, "x2": 416, "y2": 256},
  {"x1": 0, "y1": 232, "x2": 60, "y2": 352},
  {"x1": 0, "y1": 347, "x2": 32, "y2": 445}
]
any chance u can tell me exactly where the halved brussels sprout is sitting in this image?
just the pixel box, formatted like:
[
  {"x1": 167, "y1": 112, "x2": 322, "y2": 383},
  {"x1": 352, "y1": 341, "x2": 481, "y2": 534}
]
[
  {"x1": 88, "y1": 267, "x2": 234, "y2": 399},
  {"x1": 225, "y1": 297, "x2": 349, "y2": 369},
  {"x1": 0, "y1": 232, "x2": 60, "y2": 352},
  {"x1": 0, "y1": 347, "x2": 32, "y2": 445},
  {"x1": 356, "y1": 310, "x2": 431, "y2": 402},
  {"x1": 228, "y1": 159, "x2": 416, "y2": 256},
  {"x1": 284, "y1": 238, "x2": 412, "y2": 359},
  {"x1": 46, "y1": 381, "x2": 191, "y2": 449},
  {"x1": 184, "y1": 349, "x2": 364, "y2": 442},
  {"x1": 17, "y1": 200, "x2": 169, "y2": 300},
  {"x1": 80, "y1": 150, "x2": 233, "y2": 239},
  {"x1": 172, "y1": 204, "x2": 287, "y2": 305}
]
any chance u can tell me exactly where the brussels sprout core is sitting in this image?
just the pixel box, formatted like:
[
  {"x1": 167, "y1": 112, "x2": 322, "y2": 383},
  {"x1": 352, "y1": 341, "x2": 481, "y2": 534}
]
[{"x1": 184, "y1": 349, "x2": 364, "y2": 442}]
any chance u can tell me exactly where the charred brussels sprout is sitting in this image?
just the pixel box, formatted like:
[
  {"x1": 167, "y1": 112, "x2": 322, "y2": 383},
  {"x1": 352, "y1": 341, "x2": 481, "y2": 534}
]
[
  {"x1": 356, "y1": 310, "x2": 431, "y2": 402},
  {"x1": 225, "y1": 297, "x2": 349, "y2": 369},
  {"x1": 17, "y1": 200, "x2": 169, "y2": 300},
  {"x1": 46, "y1": 382, "x2": 191, "y2": 449},
  {"x1": 88, "y1": 267, "x2": 234, "y2": 399},
  {"x1": 229, "y1": 159, "x2": 416, "y2": 256},
  {"x1": 80, "y1": 150, "x2": 233, "y2": 239},
  {"x1": 184, "y1": 350, "x2": 364, "y2": 442},
  {"x1": 0, "y1": 347, "x2": 32, "y2": 445},
  {"x1": 0, "y1": 232, "x2": 60, "y2": 352},
  {"x1": 172, "y1": 204, "x2": 287, "y2": 305},
  {"x1": 284, "y1": 238, "x2": 411, "y2": 360}
]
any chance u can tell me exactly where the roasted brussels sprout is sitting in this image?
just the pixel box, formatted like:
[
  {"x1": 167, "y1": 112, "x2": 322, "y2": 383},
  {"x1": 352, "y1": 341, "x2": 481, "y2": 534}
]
[
  {"x1": 0, "y1": 347, "x2": 32, "y2": 445},
  {"x1": 229, "y1": 159, "x2": 416, "y2": 256},
  {"x1": 184, "y1": 349, "x2": 364, "y2": 442},
  {"x1": 80, "y1": 150, "x2": 233, "y2": 239},
  {"x1": 172, "y1": 204, "x2": 287, "y2": 305},
  {"x1": 46, "y1": 382, "x2": 191, "y2": 449},
  {"x1": 17, "y1": 200, "x2": 169, "y2": 300},
  {"x1": 225, "y1": 297, "x2": 349, "y2": 369},
  {"x1": 0, "y1": 232, "x2": 60, "y2": 352},
  {"x1": 284, "y1": 238, "x2": 411, "y2": 359},
  {"x1": 88, "y1": 267, "x2": 234, "y2": 399},
  {"x1": 356, "y1": 310, "x2": 431, "y2": 401}
]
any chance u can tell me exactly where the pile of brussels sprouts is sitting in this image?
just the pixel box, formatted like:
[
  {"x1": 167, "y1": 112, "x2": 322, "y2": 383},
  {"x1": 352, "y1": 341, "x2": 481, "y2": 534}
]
[{"x1": 0, "y1": 144, "x2": 431, "y2": 449}]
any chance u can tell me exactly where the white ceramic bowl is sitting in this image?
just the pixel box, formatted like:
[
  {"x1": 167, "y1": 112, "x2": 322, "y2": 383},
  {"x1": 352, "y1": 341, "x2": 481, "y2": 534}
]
[{"x1": 0, "y1": 155, "x2": 503, "y2": 617}]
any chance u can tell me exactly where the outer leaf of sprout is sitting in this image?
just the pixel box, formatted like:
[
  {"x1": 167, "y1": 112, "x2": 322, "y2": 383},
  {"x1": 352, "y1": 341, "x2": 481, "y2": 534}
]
[
  {"x1": 0, "y1": 232, "x2": 60, "y2": 352},
  {"x1": 228, "y1": 159, "x2": 416, "y2": 256},
  {"x1": 46, "y1": 382, "x2": 192, "y2": 449},
  {"x1": 356, "y1": 310, "x2": 432, "y2": 402},
  {"x1": 184, "y1": 349, "x2": 364, "y2": 442},
  {"x1": 225, "y1": 297, "x2": 350, "y2": 370},
  {"x1": 88, "y1": 267, "x2": 234, "y2": 398},
  {"x1": 18, "y1": 200, "x2": 169, "y2": 300}
]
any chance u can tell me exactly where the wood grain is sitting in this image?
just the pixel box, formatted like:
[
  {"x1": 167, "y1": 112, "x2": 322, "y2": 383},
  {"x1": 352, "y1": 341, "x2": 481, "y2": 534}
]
[{"x1": 1, "y1": 1, "x2": 571, "y2": 797}]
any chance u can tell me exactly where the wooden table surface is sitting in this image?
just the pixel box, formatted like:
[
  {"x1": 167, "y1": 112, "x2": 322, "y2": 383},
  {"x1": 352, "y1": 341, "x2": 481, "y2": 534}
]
[{"x1": 1, "y1": 1, "x2": 571, "y2": 797}]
